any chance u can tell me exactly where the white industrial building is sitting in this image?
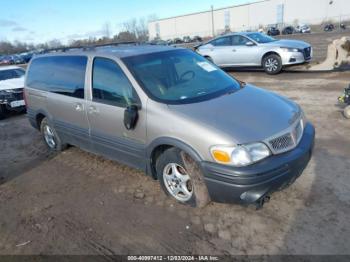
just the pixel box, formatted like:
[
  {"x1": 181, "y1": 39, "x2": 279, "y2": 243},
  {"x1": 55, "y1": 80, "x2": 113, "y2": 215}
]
[{"x1": 148, "y1": 0, "x2": 350, "y2": 40}]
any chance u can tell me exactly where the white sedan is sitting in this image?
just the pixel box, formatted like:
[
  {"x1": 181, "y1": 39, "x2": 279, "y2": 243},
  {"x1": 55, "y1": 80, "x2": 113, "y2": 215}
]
[{"x1": 0, "y1": 66, "x2": 26, "y2": 119}]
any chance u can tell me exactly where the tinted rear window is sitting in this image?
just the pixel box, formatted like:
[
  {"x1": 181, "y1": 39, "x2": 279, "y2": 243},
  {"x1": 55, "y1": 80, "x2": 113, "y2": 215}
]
[{"x1": 26, "y1": 56, "x2": 87, "y2": 99}]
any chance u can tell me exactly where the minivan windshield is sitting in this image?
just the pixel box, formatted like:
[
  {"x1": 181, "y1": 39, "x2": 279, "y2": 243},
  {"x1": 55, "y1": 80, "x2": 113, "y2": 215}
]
[
  {"x1": 247, "y1": 33, "x2": 277, "y2": 43},
  {"x1": 123, "y1": 49, "x2": 240, "y2": 104}
]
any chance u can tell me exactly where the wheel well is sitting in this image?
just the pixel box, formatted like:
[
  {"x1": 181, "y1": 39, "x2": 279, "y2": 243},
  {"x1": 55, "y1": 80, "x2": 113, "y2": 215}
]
[
  {"x1": 36, "y1": 113, "x2": 46, "y2": 130},
  {"x1": 261, "y1": 52, "x2": 280, "y2": 66},
  {"x1": 150, "y1": 144, "x2": 174, "y2": 179}
]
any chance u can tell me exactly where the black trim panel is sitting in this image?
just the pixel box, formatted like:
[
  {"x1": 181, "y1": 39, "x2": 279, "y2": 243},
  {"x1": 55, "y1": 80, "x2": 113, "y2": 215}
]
[{"x1": 90, "y1": 131, "x2": 146, "y2": 170}]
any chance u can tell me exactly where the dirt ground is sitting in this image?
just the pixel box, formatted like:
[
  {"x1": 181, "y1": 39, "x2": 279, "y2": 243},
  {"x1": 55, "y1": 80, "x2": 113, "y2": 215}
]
[{"x1": 1, "y1": 68, "x2": 350, "y2": 256}]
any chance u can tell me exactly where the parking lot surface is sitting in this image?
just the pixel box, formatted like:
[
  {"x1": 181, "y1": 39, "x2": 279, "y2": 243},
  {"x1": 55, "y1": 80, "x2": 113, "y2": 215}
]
[{"x1": 1, "y1": 70, "x2": 350, "y2": 255}]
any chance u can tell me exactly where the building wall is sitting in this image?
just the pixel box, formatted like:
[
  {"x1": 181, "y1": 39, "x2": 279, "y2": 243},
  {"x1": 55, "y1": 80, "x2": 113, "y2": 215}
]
[{"x1": 148, "y1": 0, "x2": 350, "y2": 40}]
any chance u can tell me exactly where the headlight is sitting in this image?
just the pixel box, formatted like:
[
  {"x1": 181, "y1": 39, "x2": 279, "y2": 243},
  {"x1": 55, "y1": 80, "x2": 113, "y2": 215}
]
[
  {"x1": 280, "y1": 47, "x2": 300, "y2": 52},
  {"x1": 300, "y1": 109, "x2": 308, "y2": 131},
  {"x1": 210, "y1": 142, "x2": 271, "y2": 167},
  {"x1": 0, "y1": 90, "x2": 10, "y2": 96}
]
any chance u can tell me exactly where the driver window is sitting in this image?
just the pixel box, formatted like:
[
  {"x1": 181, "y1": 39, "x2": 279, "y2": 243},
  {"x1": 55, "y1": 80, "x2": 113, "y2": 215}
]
[
  {"x1": 211, "y1": 36, "x2": 232, "y2": 46},
  {"x1": 92, "y1": 57, "x2": 138, "y2": 107},
  {"x1": 232, "y1": 35, "x2": 249, "y2": 46}
]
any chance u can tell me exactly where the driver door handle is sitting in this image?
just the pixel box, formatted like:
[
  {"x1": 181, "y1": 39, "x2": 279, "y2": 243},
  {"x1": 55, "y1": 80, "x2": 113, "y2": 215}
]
[{"x1": 75, "y1": 103, "x2": 84, "y2": 112}]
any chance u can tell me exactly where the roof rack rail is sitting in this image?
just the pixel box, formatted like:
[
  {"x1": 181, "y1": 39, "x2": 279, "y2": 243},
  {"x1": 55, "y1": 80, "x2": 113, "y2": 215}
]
[{"x1": 44, "y1": 41, "x2": 144, "y2": 54}]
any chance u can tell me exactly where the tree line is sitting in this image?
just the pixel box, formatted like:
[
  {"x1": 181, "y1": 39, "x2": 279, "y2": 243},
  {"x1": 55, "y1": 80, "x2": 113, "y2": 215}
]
[{"x1": 0, "y1": 16, "x2": 155, "y2": 55}]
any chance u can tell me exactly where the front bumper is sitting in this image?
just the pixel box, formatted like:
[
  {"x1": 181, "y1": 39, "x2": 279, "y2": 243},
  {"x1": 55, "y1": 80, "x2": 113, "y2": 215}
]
[
  {"x1": 200, "y1": 123, "x2": 315, "y2": 204},
  {"x1": 0, "y1": 89, "x2": 25, "y2": 111},
  {"x1": 281, "y1": 51, "x2": 311, "y2": 65},
  {"x1": 281, "y1": 46, "x2": 312, "y2": 66}
]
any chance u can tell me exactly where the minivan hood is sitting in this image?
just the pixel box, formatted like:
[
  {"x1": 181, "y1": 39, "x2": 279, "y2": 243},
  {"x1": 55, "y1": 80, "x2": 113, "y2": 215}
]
[
  {"x1": 0, "y1": 77, "x2": 24, "y2": 91},
  {"x1": 266, "y1": 39, "x2": 310, "y2": 49},
  {"x1": 168, "y1": 85, "x2": 300, "y2": 144}
]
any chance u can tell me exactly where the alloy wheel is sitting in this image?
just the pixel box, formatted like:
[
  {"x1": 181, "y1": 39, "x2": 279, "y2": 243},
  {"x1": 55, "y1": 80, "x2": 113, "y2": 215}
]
[
  {"x1": 265, "y1": 58, "x2": 279, "y2": 72},
  {"x1": 163, "y1": 163, "x2": 193, "y2": 202},
  {"x1": 43, "y1": 125, "x2": 56, "y2": 149}
]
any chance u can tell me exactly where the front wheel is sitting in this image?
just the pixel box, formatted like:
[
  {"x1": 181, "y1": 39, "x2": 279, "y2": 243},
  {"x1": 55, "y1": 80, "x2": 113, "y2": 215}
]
[
  {"x1": 263, "y1": 54, "x2": 282, "y2": 75},
  {"x1": 156, "y1": 148, "x2": 210, "y2": 207}
]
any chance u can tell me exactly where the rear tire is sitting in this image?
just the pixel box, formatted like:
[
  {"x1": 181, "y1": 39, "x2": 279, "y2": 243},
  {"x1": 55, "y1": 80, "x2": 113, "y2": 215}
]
[
  {"x1": 156, "y1": 148, "x2": 210, "y2": 208},
  {"x1": 40, "y1": 117, "x2": 67, "y2": 151},
  {"x1": 263, "y1": 54, "x2": 282, "y2": 75},
  {"x1": 344, "y1": 105, "x2": 350, "y2": 119},
  {"x1": 0, "y1": 105, "x2": 7, "y2": 120}
]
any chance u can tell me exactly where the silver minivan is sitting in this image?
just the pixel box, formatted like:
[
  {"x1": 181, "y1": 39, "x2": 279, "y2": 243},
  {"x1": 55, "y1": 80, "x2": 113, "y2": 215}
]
[{"x1": 25, "y1": 45, "x2": 315, "y2": 208}]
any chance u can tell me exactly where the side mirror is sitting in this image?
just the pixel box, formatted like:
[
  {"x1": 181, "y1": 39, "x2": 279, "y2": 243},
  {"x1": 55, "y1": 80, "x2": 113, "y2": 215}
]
[
  {"x1": 124, "y1": 105, "x2": 139, "y2": 130},
  {"x1": 246, "y1": 41, "x2": 255, "y2": 47}
]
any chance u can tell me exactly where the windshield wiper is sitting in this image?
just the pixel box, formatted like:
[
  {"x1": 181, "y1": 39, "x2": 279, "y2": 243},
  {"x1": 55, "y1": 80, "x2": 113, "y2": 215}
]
[{"x1": 239, "y1": 80, "x2": 246, "y2": 89}]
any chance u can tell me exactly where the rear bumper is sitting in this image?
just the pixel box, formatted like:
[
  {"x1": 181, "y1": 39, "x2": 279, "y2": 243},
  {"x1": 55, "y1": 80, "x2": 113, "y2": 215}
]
[{"x1": 200, "y1": 123, "x2": 315, "y2": 204}]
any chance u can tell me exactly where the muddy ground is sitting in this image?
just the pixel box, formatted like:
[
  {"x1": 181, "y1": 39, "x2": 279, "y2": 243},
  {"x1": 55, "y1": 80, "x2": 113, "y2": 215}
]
[{"x1": 0, "y1": 68, "x2": 349, "y2": 256}]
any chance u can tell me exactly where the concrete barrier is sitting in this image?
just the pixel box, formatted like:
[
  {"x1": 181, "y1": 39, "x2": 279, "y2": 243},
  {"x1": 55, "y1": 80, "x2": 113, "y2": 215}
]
[{"x1": 309, "y1": 37, "x2": 350, "y2": 71}]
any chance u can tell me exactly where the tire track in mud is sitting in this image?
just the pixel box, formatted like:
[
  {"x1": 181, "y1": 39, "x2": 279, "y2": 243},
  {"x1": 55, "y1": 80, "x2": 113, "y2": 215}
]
[
  {"x1": 0, "y1": 115, "x2": 54, "y2": 181},
  {"x1": 62, "y1": 217, "x2": 118, "y2": 257}
]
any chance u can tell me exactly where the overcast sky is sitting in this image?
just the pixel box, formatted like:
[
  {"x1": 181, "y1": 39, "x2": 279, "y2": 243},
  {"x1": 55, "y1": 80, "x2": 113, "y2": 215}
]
[{"x1": 0, "y1": 0, "x2": 251, "y2": 44}]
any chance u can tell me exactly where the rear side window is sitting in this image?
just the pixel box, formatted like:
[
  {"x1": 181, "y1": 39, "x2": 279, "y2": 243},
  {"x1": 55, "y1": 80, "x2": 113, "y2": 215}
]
[
  {"x1": 92, "y1": 57, "x2": 138, "y2": 107},
  {"x1": 26, "y1": 56, "x2": 87, "y2": 99}
]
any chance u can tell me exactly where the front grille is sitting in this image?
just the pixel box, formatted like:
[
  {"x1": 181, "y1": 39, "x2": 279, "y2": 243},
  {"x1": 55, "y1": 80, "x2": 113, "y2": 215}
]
[
  {"x1": 269, "y1": 133, "x2": 294, "y2": 152},
  {"x1": 0, "y1": 88, "x2": 23, "y2": 101},
  {"x1": 303, "y1": 47, "x2": 311, "y2": 60},
  {"x1": 268, "y1": 119, "x2": 304, "y2": 154},
  {"x1": 12, "y1": 91, "x2": 24, "y2": 100}
]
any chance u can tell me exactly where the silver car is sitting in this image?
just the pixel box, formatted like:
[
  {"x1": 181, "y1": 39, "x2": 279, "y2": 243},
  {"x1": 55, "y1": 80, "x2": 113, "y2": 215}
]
[
  {"x1": 196, "y1": 32, "x2": 312, "y2": 74},
  {"x1": 25, "y1": 45, "x2": 315, "y2": 208}
]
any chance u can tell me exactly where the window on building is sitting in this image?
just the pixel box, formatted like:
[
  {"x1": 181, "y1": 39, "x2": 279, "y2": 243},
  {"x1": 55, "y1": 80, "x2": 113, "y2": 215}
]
[
  {"x1": 224, "y1": 10, "x2": 231, "y2": 31},
  {"x1": 155, "y1": 22, "x2": 160, "y2": 38}
]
